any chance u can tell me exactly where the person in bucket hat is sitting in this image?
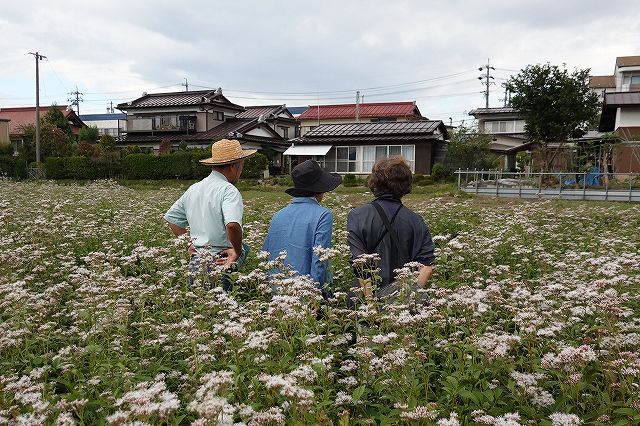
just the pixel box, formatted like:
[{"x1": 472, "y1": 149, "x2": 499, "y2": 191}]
[
  {"x1": 262, "y1": 160, "x2": 342, "y2": 296},
  {"x1": 164, "y1": 139, "x2": 256, "y2": 291}
]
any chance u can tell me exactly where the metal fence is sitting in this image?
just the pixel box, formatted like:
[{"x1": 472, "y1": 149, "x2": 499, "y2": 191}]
[{"x1": 455, "y1": 170, "x2": 640, "y2": 202}]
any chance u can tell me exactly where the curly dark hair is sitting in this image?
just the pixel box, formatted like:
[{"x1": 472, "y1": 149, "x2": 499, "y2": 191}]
[{"x1": 367, "y1": 156, "x2": 413, "y2": 199}]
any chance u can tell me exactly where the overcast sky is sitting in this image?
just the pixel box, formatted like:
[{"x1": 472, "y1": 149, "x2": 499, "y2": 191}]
[{"x1": 1, "y1": 0, "x2": 638, "y2": 125}]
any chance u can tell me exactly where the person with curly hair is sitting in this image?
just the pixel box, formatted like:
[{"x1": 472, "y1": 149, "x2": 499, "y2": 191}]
[{"x1": 347, "y1": 156, "x2": 435, "y2": 302}]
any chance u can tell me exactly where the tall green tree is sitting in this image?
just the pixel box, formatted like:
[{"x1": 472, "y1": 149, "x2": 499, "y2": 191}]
[{"x1": 505, "y1": 63, "x2": 600, "y2": 172}]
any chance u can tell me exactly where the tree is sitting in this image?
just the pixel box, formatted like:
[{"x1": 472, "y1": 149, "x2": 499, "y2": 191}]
[
  {"x1": 42, "y1": 105, "x2": 71, "y2": 135},
  {"x1": 18, "y1": 122, "x2": 70, "y2": 161},
  {"x1": 159, "y1": 138, "x2": 172, "y2": 155},
  {"x1": 445, "y1": 127, "x2": 498, "y2": 172},
  {"x1": 78, "y1": 125, "x2": 99, "y2": 143},
  {"x1": 505, "y1": 63, "x2": 600, "y2": 172},
  {"x1": 98, "y1": 134, "x2": 117, "y2": 154}
]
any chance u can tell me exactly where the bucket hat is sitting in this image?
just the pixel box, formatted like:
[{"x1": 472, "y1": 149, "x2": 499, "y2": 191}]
[
  {"x1": 199, "y1": 139, "x2": 257, "y2": 166},
  {"x1": 285, "y1": 160, "x2": 342, "y2": 197}
]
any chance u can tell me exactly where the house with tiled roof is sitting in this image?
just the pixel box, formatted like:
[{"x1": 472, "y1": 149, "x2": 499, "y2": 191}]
[
  {"x1": 285, "y1": 121, "x2": 447, "y2": 175},
  {"x1": 467, "y1": 107, "x2": 532, "y2": 170},
  {"x1": 235, "y1": 105, "x2": 299, "y2": 140},
  {"x1": 0, "y1": 105, "x2": 85, "y2": 154},
  {"x1": 116, "y1": 89, "x2": 290, "y2": 152},
  {"x1": 298, "y1": 101, "x2": 424, "y2": 136}
]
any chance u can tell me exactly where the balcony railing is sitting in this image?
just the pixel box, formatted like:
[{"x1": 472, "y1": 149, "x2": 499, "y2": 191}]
[{"x1": 126, "y1": 115, "x2": 196, "y2": 132}]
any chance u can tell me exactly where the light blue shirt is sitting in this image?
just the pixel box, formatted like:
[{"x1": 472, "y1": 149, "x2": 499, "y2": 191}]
[
  {"x1": 262, "y1": 197, "x2": 333, "y2": 288},
  {"x1": 164, "y1": 171, "x2": 243, "y2": 253}
]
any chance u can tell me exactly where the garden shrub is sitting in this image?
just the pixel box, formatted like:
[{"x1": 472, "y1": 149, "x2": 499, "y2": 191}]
[
  {"x1": 65, "y1": 156, "x2": 94, "y2": 179},
  {"x1": 0, "y1": 156, "x2": 28, "y2": 179},
  {"x1": 44, "y1": 157, "x2": 68, "y2": 179},
  {"x1": 191, "y1": 149, "x2": 212, "y2": 180},
  {"x1": 342, "y1": 174, "x2": 357, "y2": 187},
  {"x1": 242, "y1": 152, "x2": 269, "y2": 179},
  {"x1": 170, "y1": 152, "x2": 193, "y2": 179},
  {"x1": 431, "y1": 162, "x2": 447, "y2": 181},
  {"x1": 122, "y1": 153, "x2": 156, "y2": 179}
]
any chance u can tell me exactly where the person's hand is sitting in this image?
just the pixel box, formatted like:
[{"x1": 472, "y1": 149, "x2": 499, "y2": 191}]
[{"x1": 215, "y1": 248, "x2": 239, "y2": 266}]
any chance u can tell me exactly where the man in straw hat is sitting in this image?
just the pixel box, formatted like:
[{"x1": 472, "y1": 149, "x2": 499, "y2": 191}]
[
  {"x1": 164, "y1": 139, "x2": 256, "y2": 291},
  {"x1": 262, "y1": 159, "x2": 342, "y2": 296}
]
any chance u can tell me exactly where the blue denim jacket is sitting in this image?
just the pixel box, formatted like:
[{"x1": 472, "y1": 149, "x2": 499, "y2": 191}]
[{"x1": 262, "y1": 197, "x2": 333, "y2": 287}]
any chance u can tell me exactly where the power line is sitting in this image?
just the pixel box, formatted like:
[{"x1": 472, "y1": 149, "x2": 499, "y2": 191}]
[{"x1": 68, "y1": 86, "x2": 83, "y2": 115}]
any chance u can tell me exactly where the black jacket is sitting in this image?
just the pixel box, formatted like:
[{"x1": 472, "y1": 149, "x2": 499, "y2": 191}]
[{"x1": 347, "y1": 195, "x2": 435, "y2": 288}]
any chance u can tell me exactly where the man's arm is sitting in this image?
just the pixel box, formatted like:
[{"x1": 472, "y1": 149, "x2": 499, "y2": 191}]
[
  {"x1": 167, "y1": 222, "x2": 188, "y2": 237},
  {"x1": 217, "y1": 222, "x2": 243, "y2": 266},
  {"x1": 417, "y1": 265, "x2": 433, "y2": 287}
]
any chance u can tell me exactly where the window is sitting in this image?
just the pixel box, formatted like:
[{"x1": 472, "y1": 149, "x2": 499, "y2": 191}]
[
  {"x1": 215, "y1": 112, "x2": 224, "y2": 121},
  {"x1": 362, "y1": 146, "x2": 375, "y2": 172},
  {"x1": 326, "y1": 145, "x2": 416, "y2": 173},
  {"x1": 336, "y1": 146, "x2": 357, "y2": 172},
  {"x1": 279, "y1": 126, "x2": 289, "y2": 139},
  {"x1": 631, "y1": 75, "x2": 640, "y2": 87},
  {"x1": 487, "y1": 120, "x2": 524, "y2": 133}
]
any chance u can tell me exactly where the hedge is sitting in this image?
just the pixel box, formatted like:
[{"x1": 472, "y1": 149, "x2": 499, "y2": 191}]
[{"x1": 0, "y1": 156, "x2": 28, "y2": 179}]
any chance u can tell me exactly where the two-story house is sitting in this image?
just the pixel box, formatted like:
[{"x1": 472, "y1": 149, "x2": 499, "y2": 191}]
[
  {"x1": 298, "y1": 101, "x2": 424, "y2": 136},
  {"x1": 116, "y1": 89, "x2": 290, "y2": 158},
  {"x1": 467, "y1": 107, "x2": 532, "y2": 170},
  {"x1": 597, "y1": 55, "x2": 640, "y2": 174}
]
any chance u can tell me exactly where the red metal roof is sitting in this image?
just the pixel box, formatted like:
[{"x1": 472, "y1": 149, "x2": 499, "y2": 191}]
[
  {"x1": 0, "y1": 105, "x2": 82, "y2": 136},
  {"x1": 298, "y1": 101, "x2": 421, "y2": 120}
]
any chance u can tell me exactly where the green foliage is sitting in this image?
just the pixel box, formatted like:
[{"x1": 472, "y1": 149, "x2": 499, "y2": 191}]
[
  {"x1": 413, "y1": 173, "x2": 434, "y2": 186},
  {"x1": 178, "y1": 140, "x2": 188, "y2": 151},
  {"x1": 241, "y1": 152, "x2": 269, "y2": 179},
  {"x1": 431, "y1": 162, "x2": 447, "y2": 181},
  {"x1": 78, "y1": 125, "x2": 99, "y2": 143},
  {"x1": 99, "y1": 134, "x2": 117, "y2": 154},
  {"x1": 0, "y1": 144, "x2": 13, "y2": 156},
  {"x1": 44, "y1": 157, "x2": 68, "y2": 179},
  {"x1": 342, "y1": 174, "x2": 367, "y2": 187},
  {"x1": 446, "y1": 127, "x2": 498, "y2": 172},
  {"x1": 123, "y1": 145, "x2": 142, "y2": 156},
  {"x1": 0, "y1": 156, "x2": 28, "y2": 179},
  {"x1": 170, "y1": 151, "x2": 192, "y2": 179},
  {"x1": 506, "y1": 63, "x2": 600, "y2": 171},
  {"x1": 121, "y1": 153, "x2": 158, "y2": 179},
  {"x1": 191, "y1": 149, "x2": 212, "y2": 180},
  {"x1": 77, "y1": 141, "x2": 97, "y2": 157},
  {"x1": 42, "y1": 105, "x2": 71, "y2": 134}
]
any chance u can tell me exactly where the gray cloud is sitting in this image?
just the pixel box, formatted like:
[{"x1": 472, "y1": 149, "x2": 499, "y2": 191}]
[{"x1": 1, "y1": 0, "x2": 638, "y2": 122}]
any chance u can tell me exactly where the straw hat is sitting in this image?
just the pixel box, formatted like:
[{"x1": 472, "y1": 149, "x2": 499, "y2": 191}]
[{"x1": 199, "y1": 139, "x2": 257, "y2": 166}]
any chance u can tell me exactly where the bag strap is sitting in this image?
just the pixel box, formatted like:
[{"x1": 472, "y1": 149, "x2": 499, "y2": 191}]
[{"x1": 370, "y1": 201, "x2": 403, "y2": 250}]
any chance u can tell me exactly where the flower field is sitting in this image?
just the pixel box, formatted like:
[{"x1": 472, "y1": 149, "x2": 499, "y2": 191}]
[{"x1": 1, "y1": 179, "x2": 639, "y2": 426}]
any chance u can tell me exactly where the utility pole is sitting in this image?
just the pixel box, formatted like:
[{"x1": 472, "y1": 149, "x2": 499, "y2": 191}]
[
  {"x1": 109, "y1": 101, "x2": 114, "y2": 113},
  {"x1": 68, "y1": 86, "x2": 83, "y2": 115},
  {"x1": 355, "y1": 91, "x2": 361, "y2": 123},
  {"x1": 182, "y1": 78, "x2": 189, "y2": 91},
  {"x1": 28, "y1": 51, "x2": 46, "y2": 164},
  {"x1": 478, "y1": 58, "x2": 495, "y2": 108}
]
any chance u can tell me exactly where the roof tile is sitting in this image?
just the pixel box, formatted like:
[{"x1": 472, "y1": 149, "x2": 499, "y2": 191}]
[{"x1": 298, "y1": 101, "x2": 421, "y2": 120}]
